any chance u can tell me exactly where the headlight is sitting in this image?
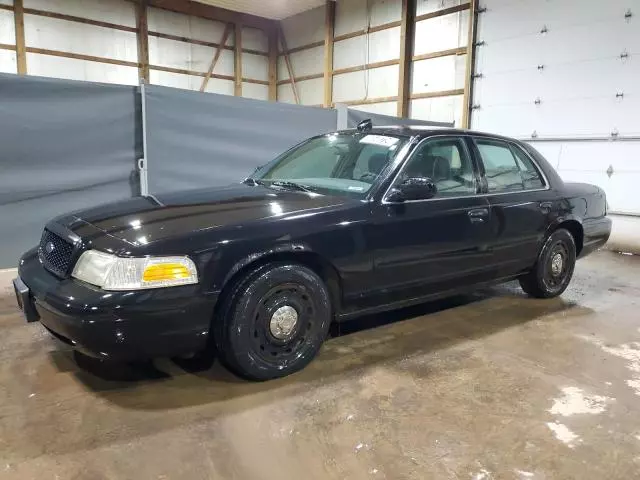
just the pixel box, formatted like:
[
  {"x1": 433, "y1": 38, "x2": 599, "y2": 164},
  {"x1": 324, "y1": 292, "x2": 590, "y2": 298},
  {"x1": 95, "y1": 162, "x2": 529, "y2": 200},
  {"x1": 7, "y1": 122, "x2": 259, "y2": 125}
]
[{"x1": 71, "y1": 250, "x2": 198, "y2": 290}]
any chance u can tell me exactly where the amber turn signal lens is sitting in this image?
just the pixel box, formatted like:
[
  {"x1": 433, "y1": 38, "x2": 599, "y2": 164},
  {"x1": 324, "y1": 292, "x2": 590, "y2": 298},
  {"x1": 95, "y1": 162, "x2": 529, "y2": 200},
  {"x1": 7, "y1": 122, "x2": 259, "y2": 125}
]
[{"x1": 142, "y1": 263, "x2": 191, "y2": 282}]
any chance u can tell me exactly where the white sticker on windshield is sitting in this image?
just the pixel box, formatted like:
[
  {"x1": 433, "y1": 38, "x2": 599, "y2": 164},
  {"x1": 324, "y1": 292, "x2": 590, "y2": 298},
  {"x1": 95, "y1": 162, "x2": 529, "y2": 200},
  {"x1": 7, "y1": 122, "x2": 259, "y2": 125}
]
[
  {"x1": 359, "y1": 135, "x2": 399, "y2": 147},
  {"x1": 348, "y1": 186, "x2": 365, "y2": 191}
]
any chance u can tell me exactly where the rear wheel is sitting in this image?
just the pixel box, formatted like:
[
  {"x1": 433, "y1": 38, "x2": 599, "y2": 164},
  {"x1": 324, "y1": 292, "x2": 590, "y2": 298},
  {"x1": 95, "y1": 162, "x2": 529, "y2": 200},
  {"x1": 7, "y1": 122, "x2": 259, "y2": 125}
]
[
  {"x1": 519, "y1": 228, "x2": 576, "y2": 298},
  {"x1": 215, "y1": 263, "x2": 331, "y2": 381}
]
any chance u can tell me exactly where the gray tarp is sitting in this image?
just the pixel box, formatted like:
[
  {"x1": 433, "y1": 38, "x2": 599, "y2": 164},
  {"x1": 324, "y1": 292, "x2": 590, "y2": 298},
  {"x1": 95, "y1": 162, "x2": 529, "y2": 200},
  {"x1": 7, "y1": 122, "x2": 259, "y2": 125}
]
[
  {"x1": 0, "y1": 74, "x2": 140, "y2": 268},
  {"x1": 145, "y1": 85, "x2": 338, "y2": 194},
  {"x1": 347, "y1": 108, "x2": 453, "y2": 129}
]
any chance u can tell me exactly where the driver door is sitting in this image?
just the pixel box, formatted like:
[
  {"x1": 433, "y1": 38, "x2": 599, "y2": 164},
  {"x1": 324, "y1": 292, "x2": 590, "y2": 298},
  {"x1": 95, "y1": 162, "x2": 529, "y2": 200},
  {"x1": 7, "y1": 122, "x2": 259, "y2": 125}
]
[{"x1": 366, "y1": 136, "x2": 495, "y2": 300}]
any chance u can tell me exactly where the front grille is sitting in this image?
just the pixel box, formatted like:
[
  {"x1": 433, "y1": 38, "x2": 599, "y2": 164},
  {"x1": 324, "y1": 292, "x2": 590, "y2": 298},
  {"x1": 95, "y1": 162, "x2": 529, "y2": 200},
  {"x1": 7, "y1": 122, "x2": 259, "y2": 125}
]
[{"x1": 38, "y1": 229, "x2": 75, "y2": 277}]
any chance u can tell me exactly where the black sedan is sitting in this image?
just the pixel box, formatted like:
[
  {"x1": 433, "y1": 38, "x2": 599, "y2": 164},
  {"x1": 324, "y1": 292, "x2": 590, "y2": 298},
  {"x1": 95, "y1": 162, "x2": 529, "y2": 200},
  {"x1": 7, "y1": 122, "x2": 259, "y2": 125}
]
[{"x1": 14, "y1": 124, "x2": 611, "y2": 380}]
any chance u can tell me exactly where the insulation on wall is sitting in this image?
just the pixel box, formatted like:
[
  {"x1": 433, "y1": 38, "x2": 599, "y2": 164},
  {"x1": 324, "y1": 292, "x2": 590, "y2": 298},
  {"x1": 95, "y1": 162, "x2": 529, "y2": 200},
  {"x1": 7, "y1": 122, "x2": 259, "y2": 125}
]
[
  {"x1": 148, "y1": 7, "x2": 234, "y2": 93},
  {"x1": 413, "y1": 9, "x2": 468, "y2": 56},
  {"x1": 278, "y1": 77, "x2": 324, "y2": 105},
  {"x1": 333, "y1": 0, "x2": 402, "y2": 112},
  {"x1": 22, "y1": 0, "x2": 139, "y2": 85},
  {"x1": 0, "y1": 9, "x2": 17, "y2": 74},
  {"x1": 411, "y1": 94, "x2": 463, "y2": 126},
  {"x1": 25, "y1": 0, "x2": 136, "y2": 26},
  {"x1": 278, "y1": 6, "x2": 324, "y2": 105},
  {"x1": 147, "y1": 8, "x2": 269, "y2": 97}
]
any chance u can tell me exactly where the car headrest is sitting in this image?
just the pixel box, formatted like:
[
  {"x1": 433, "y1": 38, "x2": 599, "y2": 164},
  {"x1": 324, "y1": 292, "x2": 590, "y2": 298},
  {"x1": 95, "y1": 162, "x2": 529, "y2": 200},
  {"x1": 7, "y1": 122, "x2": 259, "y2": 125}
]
[
  {"x1": 368, "y1": 153, "x2": 388, "y2": 174},
  {"x1": 429, "y1": 155, "x2": 451, "y2": 181}
]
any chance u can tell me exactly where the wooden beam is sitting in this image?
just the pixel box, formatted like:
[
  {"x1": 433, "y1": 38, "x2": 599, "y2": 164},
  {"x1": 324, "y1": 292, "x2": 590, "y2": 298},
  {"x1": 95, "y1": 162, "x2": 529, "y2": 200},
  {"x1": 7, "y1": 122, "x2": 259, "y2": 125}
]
[
  {"x1": 333, "y1": 20, "x2": 401, "y2": 43},
  {"x1": 410, "y1": 88, "x2": 464, "y2": 100},
  {"x1": 136, "y1": 1, "x2": 150, "y2": 82},
  {"x1": 278, "y1": 25, "x2": 299, "y2": 104},
  {"x1": 268, "y1": 26, "x2": 278, "y2": 101},
  {"x1": 0, "y1": 4, "x2": 12, "y2": 12},
  {"x1": 333, "y1": 59, "x2": 399, "y2": 76},
  {"x1": 14, "y1": 0, "x2": 27, "y2": 75},
  {"x1": 234, "y1": 23, "x2": 242, "y2": 96},
  {"x1": 397, "y1": 0, "x2": 416, "y2": 117},
  {"x1": 201, "y1": 23, "x2": 231, "y2": 92},
  {"x1": 341, "y1": 95, "x2": 398, "y2": 106},
  {"x1": 415, "y1": 3, "x2": 470, "y2": 23},
  {"x1": 278, "y1": 40, "x2": 324, "y2": 57},
  {"x1": 147, "y1": 30, "x2": 267, "y2": 56},
  {"x1": 323, "y1": 0, "x2": 335, "y2": 107},
  {"x1": 23, "y1": 8, "x2": 137, "y2": 32},
  {"x1": 6, "y1": 42, "x2": 268, "y2": 86},
  {"x1": 26, "y1": 47, "x2": 139, "y2": 67},
  {"x1": 150, "y1": 64, "x2": 231, "y2": 79},
  {"x1": 146, "y1": 0, "x2": 272, "y2": 32},
  {"x1": 243, "y1": 78, "x2": 269, "y2": 86},
  {"x1": 277, "y1": 73, "x2": 324, "y2": 86},
  {"x1": 462, "y1": 0, "x2": 479, "y2": 128},
  {"x1": 413, "y1": 46, "x2": 466, "y2": 62}
]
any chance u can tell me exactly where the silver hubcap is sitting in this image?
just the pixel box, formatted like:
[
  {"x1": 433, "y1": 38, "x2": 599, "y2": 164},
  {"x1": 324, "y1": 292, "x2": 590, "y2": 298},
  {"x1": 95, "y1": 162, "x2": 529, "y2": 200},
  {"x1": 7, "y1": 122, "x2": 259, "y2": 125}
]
[
  {"x1": 269, "y1": 305, "x2": 298, "y2": 340},
  {"x1": 551, "y1": 253, "x2": 564, "y2": 276}
]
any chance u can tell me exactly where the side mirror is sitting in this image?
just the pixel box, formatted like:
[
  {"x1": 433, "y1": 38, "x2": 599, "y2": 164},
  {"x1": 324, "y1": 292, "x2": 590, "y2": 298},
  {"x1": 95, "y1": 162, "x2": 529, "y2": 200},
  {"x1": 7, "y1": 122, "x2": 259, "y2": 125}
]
[{"x1": 386, "y1": 177, "x2": 437, "y2": 203}]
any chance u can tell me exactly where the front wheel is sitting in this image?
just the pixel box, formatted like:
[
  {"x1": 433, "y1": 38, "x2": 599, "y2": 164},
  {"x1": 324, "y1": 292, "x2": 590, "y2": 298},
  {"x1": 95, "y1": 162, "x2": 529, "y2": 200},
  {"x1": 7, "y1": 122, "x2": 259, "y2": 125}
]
[
  {"x1": 519, "y1": 228, "x2": 576, "y2": 298},
  {"x1": 215, "y1": 263, "x2": 332, "y2": 381}
]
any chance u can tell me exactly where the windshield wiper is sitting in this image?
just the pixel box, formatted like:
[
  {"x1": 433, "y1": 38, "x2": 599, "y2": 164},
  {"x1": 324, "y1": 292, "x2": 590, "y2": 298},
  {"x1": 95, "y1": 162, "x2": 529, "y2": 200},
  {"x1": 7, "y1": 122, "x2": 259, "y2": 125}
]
[{"x1": 270, "y1": 181, "x2": 316, "y2": 193}]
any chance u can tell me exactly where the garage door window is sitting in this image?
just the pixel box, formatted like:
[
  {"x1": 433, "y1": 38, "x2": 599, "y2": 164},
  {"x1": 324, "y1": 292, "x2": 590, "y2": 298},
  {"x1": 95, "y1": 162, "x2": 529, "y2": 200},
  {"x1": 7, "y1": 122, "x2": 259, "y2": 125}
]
[{"x1": 475, "y1": 139, "x2": 544, "y2": 193}]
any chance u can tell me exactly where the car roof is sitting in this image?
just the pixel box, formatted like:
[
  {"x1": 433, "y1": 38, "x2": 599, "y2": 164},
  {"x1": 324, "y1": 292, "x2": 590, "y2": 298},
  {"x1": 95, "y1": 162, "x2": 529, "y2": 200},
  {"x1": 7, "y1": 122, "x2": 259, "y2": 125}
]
[{"x1": 336, "y1": 125, "x2": 520, "y2": 143}]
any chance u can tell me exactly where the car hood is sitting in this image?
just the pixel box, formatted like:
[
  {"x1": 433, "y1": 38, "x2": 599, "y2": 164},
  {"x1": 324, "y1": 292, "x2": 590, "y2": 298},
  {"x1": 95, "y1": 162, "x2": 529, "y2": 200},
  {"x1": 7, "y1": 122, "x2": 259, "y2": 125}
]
[{"x1": 54, "y1": 184, "x2": 352, "y2": 246}]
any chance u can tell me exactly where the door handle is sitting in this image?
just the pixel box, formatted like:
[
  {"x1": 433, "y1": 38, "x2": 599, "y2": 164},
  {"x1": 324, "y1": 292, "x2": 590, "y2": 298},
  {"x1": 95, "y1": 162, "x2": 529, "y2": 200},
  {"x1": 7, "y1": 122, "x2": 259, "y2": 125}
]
[{"x1": 468, "y1": 208, "x2": 489, "y2": 224}]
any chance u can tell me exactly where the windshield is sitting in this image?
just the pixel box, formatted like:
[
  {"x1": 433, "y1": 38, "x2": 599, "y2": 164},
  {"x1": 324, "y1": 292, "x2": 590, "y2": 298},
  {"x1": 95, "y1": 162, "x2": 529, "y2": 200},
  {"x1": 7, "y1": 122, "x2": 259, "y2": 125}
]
[{"x1": 251, "y1": 132, "x2": 409, "y2": 198}]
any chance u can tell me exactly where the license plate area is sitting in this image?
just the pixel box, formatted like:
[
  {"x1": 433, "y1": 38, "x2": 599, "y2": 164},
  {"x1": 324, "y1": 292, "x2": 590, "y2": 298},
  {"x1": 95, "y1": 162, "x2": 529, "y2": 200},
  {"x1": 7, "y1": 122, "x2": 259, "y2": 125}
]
[{"x1": 13, "y1": 277, "x2": 40, "y2": 323}]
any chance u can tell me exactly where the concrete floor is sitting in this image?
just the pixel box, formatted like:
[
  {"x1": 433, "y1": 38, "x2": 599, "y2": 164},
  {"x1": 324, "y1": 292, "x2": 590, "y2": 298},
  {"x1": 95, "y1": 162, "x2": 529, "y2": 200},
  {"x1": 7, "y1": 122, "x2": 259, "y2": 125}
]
[{"x1": 0, "y1": 251, "x2": 639, "y2": 480}]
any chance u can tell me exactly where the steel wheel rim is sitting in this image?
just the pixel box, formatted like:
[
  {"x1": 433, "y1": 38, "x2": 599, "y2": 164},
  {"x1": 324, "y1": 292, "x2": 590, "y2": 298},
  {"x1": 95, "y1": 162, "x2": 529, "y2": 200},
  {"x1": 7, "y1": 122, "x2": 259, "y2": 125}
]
[
  {"x1": 250, "y1": 283, "x2": 315, "y2": 361},
  {"x1": 543, "y1": 241, "x2": 570, "y2": 290}
]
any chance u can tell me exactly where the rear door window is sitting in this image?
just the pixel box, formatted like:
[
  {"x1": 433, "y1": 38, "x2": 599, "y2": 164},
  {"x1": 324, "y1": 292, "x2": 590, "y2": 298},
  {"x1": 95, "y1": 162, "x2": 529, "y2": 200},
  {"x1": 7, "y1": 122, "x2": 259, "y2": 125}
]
[{"x1": 474, "y1": 138, "x2": 545, "y2": 193}]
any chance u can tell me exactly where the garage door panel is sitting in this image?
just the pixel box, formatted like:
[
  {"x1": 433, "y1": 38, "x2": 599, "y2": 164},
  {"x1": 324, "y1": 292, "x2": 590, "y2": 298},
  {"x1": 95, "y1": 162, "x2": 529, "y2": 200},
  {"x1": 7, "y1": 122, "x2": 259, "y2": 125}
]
[
  {"x1": 608, "y1": 174, "x2": 640, "y2": 214},
  {"x1": 541, "y1": 24, "x2": 627, "y2": 65},
  {"x1": 547, "y1": 141, "x2": 640, "y2": 214},
  {"x1": 537, "y1": 58, "x2": 628, "y2": 102},
  {"x1": 534, "y1": 98, "x2": 637, "y2": 137},
  {"x1": 473, "y1": 103, "x2": 540, "y2": 137},
  {"x1": 525, "y1": 142, "x2": 562, "y2": 169},
  {"x1": 477, "y1": 35, "x2": 544, "y2": 74},
  {"x1": 479, "y1": 0, "x2": 632, "y2": 43},
  {"x1": 474, "y1": 70, "x2": 542, "y2": 107}
]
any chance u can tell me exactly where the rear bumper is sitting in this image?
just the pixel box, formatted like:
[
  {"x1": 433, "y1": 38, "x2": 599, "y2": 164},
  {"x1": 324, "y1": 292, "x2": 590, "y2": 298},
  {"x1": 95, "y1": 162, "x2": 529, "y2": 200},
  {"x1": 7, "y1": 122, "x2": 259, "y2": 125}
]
[
  {"x1": 17, "y1": 249, "x2": 217, "y2": 361},
  {"x1": 579, "y1": 216, "x2": 612, "y2": 258}
]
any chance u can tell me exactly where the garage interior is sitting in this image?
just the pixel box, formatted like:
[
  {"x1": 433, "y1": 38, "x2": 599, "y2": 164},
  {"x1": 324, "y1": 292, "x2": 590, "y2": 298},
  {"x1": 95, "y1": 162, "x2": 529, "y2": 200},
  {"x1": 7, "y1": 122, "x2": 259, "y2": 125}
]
[{"x1": 0, "y1": 0, "x2": 639, "y2": 478}]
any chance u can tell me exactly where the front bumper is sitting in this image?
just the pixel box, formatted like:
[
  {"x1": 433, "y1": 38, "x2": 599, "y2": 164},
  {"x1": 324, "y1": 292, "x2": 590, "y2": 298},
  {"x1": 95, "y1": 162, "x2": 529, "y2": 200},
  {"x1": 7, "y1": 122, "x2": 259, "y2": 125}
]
[{"x1": 17, "y1": 249, "x2": 217, "y2": 361}]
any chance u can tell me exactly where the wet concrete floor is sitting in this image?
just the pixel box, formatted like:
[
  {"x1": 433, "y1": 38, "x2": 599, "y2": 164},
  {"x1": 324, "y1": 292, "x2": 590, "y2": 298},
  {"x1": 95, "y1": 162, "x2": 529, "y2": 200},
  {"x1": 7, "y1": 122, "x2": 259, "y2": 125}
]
[{"x1": 0, "y1": 250, "x2": 639, "y2": 479}]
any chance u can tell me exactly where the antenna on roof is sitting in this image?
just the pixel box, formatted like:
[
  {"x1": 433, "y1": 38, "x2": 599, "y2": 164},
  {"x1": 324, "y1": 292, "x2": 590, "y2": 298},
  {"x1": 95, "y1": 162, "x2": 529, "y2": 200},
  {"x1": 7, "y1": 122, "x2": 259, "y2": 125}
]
[{"x1": 356, "y1": 119, "x2": 373, "y2": 132}]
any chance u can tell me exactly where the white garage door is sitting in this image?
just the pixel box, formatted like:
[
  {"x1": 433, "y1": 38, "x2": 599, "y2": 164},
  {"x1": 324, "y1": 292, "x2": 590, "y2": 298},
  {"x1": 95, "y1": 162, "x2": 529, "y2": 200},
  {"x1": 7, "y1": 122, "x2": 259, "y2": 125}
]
[{"x1": 471, "y1": 0, "x2": 640, "y2": 215}]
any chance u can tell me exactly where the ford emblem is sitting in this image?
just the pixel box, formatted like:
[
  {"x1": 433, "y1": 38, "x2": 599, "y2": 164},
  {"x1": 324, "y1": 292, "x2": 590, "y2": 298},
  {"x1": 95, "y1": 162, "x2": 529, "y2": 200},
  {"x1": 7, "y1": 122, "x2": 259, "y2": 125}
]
[{"x1": 45, "y1": 242, "x2": 55, "y2": 254}]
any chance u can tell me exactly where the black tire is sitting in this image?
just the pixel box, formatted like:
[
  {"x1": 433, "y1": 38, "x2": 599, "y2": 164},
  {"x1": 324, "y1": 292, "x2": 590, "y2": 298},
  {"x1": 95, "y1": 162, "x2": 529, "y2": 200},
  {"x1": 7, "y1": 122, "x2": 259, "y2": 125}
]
[
  {"x1": 214, "y1": 263, "x2": 331, "y2": 381},
  {"x1": 519, "y1": 228, "x2": 576, "y2": 298}
]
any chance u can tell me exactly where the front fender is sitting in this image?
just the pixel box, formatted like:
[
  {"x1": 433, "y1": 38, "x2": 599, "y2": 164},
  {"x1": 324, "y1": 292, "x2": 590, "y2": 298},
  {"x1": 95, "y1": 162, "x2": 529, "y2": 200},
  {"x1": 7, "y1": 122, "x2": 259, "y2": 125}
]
[{"x1": 203, "y1": 242, "x2": 318, "y2": 293}]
